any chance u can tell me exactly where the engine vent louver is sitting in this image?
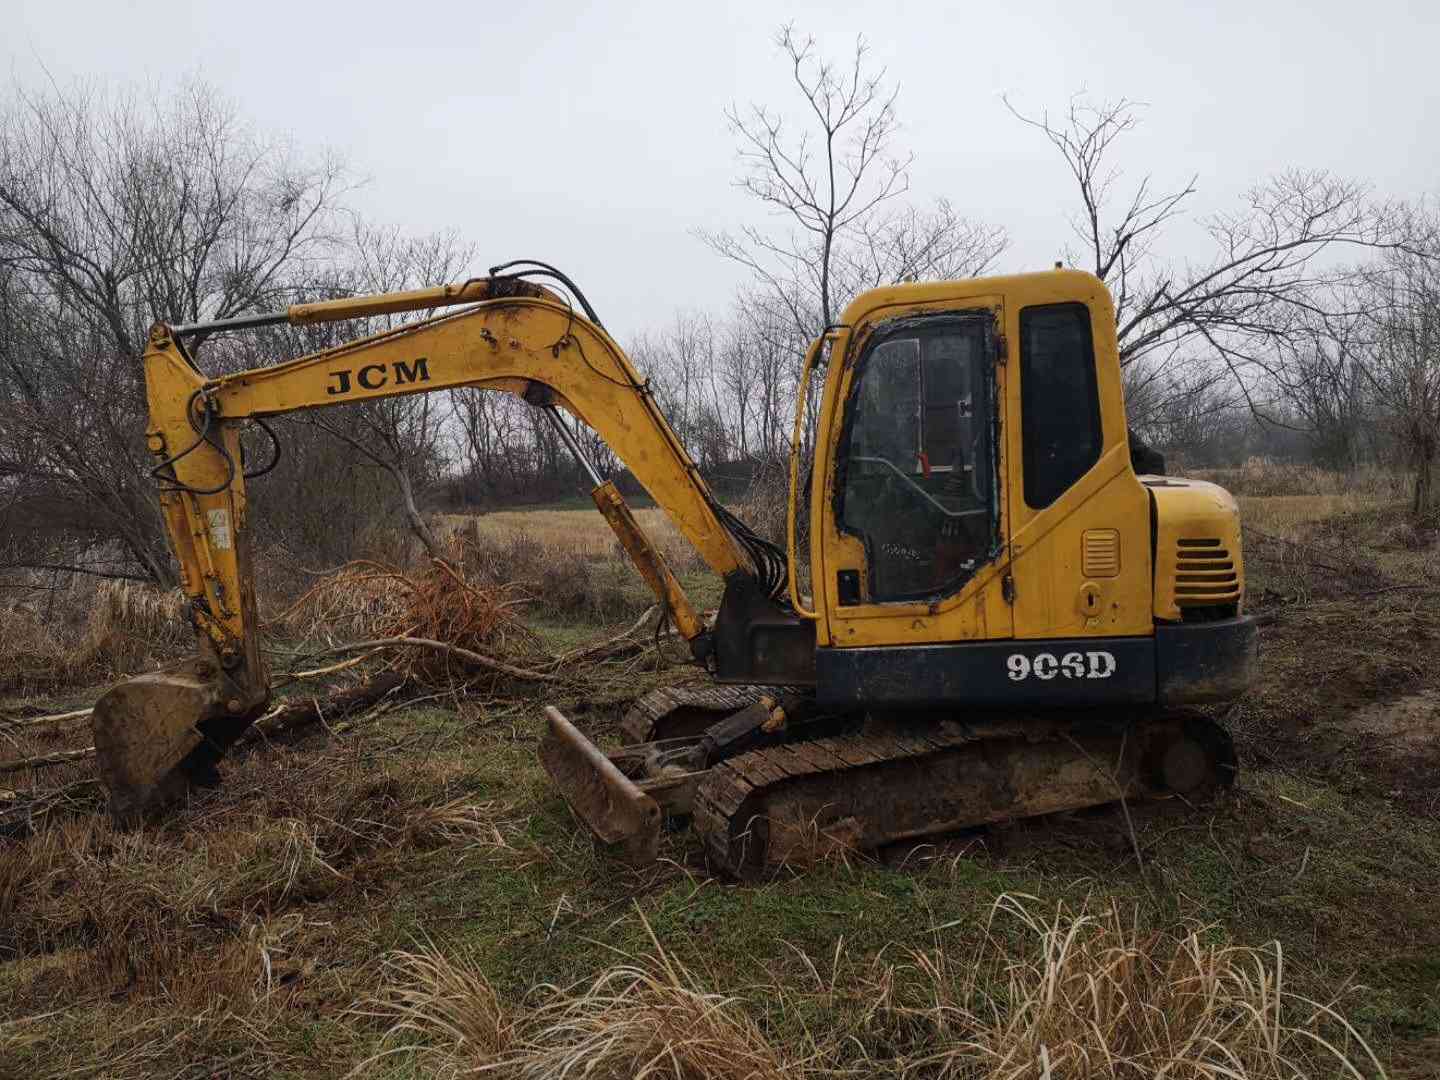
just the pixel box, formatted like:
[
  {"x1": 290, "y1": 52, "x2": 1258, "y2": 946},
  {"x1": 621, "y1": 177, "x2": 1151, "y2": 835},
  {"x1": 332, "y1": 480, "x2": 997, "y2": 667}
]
[
  {"x1": 1173, "y1": 538, "x2": 1240, "y2": 607},
  {"x1": 1082, "y1": 529, "x2": 1120, "y2": 578}
]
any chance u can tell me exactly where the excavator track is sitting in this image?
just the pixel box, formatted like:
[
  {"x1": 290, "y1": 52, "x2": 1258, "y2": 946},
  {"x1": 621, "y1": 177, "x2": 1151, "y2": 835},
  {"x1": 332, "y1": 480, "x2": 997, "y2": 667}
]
[
  {"x1": 692, "y1": 711, "x2": 1233, "y2": 876},
  {"x1": 619, "y1": 684, "x2": 800, "y2": 744}
]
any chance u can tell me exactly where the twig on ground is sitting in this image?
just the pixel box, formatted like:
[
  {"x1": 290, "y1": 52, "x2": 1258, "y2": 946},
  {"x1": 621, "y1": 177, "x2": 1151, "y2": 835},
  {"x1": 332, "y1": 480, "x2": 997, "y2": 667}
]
[
  {"x1": 290, "y1": 652, "x2": 380, "y2": 679},
  {"x1": 241, "y1": 673, "x2": 408, "y2": 745},
  {"x1": 1245, "y1": 525, "x2": 1396, "y2": 584},
  {"x1": 0, "y1": 746, "x2": 95, "y2": 774},
  {"x1": 298, "y1": 637, "x2": 561, "y2": 683},
  {"x1": 0, "y1": 707, "x2": 93, "y2": 730},
  {"x1": 549, "y1": 606, "x2": 658, "y2": 667}
]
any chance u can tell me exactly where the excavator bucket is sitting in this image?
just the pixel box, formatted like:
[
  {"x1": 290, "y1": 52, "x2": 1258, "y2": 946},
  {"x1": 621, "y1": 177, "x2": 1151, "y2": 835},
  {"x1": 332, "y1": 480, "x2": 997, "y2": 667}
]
[
  {"x1": 539, "y1": 706, "x2": 662, "y2": 864},
  {"x1": 91, "y1": 661, "x2": 260, "y2": 820}
]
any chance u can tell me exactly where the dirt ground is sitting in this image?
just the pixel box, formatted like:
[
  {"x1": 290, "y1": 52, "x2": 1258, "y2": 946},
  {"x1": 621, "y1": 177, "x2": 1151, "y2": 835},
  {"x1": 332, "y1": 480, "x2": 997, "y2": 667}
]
[{"x1": 1, "y1": 493, "x2": 1437, "y2": 1077}]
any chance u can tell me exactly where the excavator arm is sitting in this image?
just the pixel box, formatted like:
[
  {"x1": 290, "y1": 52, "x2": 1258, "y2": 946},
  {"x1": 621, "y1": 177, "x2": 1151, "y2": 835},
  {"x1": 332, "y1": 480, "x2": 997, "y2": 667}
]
[{"x1": 94, "y1": 273, "x2": 764, "y2": 817}]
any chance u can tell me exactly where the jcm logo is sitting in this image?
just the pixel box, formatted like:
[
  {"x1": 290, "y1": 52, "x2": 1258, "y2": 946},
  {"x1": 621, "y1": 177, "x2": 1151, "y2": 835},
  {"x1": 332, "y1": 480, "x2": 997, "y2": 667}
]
[
  {"x1": 1006, "y1": 650, "x2": 1116, "y2": 681},
  {"x1": 326, "y1": 357, "x2": 430, "y2": 396}
]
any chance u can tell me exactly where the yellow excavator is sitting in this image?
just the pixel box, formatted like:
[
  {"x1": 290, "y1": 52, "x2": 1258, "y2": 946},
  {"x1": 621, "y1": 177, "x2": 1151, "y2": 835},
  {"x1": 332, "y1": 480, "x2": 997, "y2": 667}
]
[{"x1": 93, "y1": 262, "x2": 1257, "y2": 874}]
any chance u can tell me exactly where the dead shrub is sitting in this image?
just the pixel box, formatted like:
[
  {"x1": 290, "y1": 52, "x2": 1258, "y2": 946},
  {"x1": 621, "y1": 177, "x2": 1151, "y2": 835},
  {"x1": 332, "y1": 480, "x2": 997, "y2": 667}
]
[
  {"x1": 891, "y1": 893, "x2": 1383, "y2": 1080},
  {"x1": 280, "y1": 555, "x2": 547, "y2": 687}
]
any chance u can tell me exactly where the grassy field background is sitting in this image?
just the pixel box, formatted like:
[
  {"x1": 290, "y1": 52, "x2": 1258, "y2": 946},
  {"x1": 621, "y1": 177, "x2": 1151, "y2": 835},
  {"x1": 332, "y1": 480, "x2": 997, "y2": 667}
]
[{"x1": 2, "y1": 473, "x2": 1437, "y2": 1077}]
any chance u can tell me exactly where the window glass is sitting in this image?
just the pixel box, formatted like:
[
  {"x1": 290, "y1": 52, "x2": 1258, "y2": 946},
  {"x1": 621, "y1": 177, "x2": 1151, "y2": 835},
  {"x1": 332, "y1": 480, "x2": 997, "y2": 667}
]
[
  {"x1": 1020, "y1": 304, "x2": 1102, "y2": 508},
  {"x1": 838, "y1": 317, "x2": 997, "y2": 601}
]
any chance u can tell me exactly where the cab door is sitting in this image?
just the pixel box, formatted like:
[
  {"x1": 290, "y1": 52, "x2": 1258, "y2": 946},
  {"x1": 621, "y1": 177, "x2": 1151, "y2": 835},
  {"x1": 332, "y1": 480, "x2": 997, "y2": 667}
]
[
  {"x1": 1003, "y1": 291, "x2": 1153, "y2": 644},
  {"x1": 815, "y1": 302, "x2": 1014, "y2": 660}
]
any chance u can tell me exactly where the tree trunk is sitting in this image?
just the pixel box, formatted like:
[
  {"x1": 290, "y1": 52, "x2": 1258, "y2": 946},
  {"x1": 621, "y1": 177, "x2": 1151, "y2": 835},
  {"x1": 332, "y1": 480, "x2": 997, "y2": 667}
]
[
  {"x1": 1414, "y1": 446, "x2": 1435, "y2": 519},
  {"x1": 391, "y1": 465, "x2": 444, "y2": 560}
]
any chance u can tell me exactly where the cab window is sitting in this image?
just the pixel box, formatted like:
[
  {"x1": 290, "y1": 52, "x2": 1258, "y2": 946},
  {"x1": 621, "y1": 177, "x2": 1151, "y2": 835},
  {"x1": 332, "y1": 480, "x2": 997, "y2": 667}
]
[
  {"x1": 837, "y1": 315, "x2": 998, "y2": 601},
  {"x1": 1020, "y1": 303, "x2": 1102, "y2": 508}
]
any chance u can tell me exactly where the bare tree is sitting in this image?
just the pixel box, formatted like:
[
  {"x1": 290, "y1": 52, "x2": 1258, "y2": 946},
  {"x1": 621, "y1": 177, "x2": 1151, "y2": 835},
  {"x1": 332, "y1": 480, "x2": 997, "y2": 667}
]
[
  {"x1": 0, "y1": 77, "x2": 348, "y2": 583},
  {"x1": 285, "y1": 223, "x2": 474, "y2": 559},
  {"x1": 703, "y1": 25, "x2": 907, "y2": 338},
  {"x1": 724, "y1": 291, "x2": 807, "y2": 462},
  {"x1": 1270, "y1": 298, "x2": 1375, "y2": 470},
  {"x1": 1363, "y1": 206, "x2": 1440, "y2": 514},
  {"x1": 631, "y1": 312, "x2": 732, "y2": 468},
  {"x1": 702, "y1": 25, "x2": 1007, "y2": 347},
  {"x1": 1008, "y1": 95, "x2": 1397, "y2": 400},
  {"x1": 832, "y1": 198, "x2": 1007, "y2": 298}
]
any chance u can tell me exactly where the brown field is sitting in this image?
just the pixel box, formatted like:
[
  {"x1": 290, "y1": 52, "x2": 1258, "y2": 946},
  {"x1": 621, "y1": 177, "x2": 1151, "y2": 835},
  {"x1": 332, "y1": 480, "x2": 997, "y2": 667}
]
[
  {"x1": 2, "y1": 471, "x2": 1438, "y2": 1078},
  {"x1": 441, "y1": 506, "x2": 691, "y2": 560}
]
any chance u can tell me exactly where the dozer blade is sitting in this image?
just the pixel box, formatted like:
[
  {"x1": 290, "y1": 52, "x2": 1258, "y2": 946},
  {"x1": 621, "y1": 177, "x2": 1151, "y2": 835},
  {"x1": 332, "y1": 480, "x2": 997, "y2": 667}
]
[
  {"x1": 92, "y1": 661, "x2": 261, "y2": 821},
  {"x1": 540, "y1": 706, "x2": 662, "y2": 865}
]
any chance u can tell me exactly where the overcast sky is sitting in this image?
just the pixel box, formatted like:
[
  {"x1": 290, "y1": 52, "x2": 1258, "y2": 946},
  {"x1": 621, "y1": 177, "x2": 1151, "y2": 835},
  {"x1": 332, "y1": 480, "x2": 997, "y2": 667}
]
[{"x1": 6, "y1": 0, "x2": 1438, "y2": 338}]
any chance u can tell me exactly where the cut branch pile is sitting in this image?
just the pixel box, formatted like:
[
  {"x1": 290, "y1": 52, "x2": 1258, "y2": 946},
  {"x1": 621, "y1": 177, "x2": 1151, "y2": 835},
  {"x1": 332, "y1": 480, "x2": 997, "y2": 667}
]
[{"x1": 278, "y1": 557, "x2": 552, "y2": 691}]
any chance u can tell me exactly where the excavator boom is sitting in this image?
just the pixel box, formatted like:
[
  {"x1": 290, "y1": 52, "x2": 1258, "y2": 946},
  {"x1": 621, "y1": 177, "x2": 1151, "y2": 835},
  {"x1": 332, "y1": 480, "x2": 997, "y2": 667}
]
[{"x1": 94, "y1": 271, "x2": 763, "y2": 817}]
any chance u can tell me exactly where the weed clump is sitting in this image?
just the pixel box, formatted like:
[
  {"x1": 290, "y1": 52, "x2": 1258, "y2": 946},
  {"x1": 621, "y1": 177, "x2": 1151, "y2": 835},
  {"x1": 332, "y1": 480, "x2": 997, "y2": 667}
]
[
  {"x1": 365, "y1": 916, "x2": 806, "y2": 1079},
  {"x1": 891, "y1": 893, "x2": 1383, "y2": 1079}
]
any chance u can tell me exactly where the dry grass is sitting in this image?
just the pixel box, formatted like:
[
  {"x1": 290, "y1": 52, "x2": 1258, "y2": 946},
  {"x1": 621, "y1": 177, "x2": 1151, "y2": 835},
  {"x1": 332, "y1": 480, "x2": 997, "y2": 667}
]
[
  {"x1": 0, "y1": 747, "x2": 530, "y2": 1020},
  {"x1": 363, "y1": 945, "x2": 518, "y2": 1074},
  {"x1": 460, "y1": 528, "x2": 663, "y2": 623},
  {"x1": 890, "y1": 894, "x2": 1384, "y2": 1079},
  {"x1": 1238, "y1": 493, "x2": 1394, "y2": 536},
  {"x1": 441, "y1": 505, "x2": 694, "y2": 563},
  {"x1": 358, "y1": 896, "x2": 1383, "y2": 1080},
  {"x1": 363, "y1": 911, "x2": 811, "y2": 1079},
  {"x1": 452, "y1": 513, "x2": 706, "y2": 624},
  {"x1": 0, "y1": 578, "x2": 188, "y2": 693},
  {"x1": 1189, "y1": 459, "x2": 1409, "y2": 499}
]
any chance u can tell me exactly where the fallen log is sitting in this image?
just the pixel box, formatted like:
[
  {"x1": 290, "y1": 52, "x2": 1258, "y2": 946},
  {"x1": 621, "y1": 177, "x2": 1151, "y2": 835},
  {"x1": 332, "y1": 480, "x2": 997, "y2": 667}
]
[{"x1": 240, "y1": 672, "x2": 407, "y2": 744}]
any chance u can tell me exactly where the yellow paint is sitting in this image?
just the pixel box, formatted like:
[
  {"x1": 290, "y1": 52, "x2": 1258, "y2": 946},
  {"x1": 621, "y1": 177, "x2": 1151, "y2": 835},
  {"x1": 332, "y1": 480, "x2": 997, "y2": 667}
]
[
  {"x1": 591, "y1": 481, "x2": 704, "y2": 641},
  {"x1": 1149, "y1": 480, "x2": 1246, "y2": 620},
  {"x1": 786, "y1": 334, "x2": 826, "y2": 620},
  {"x1": 806, "y1": 269, "x2": 1245, "y2": 647},
  {"x1": 811, "y1": 287, "x2": 1016, "y2": 649},
  {"x1": 141, "y1": 294, "x2": 747, "y2": 669},
  {"x1": 141, "y1": 268, "x2": 1248, "y2": 689}
]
